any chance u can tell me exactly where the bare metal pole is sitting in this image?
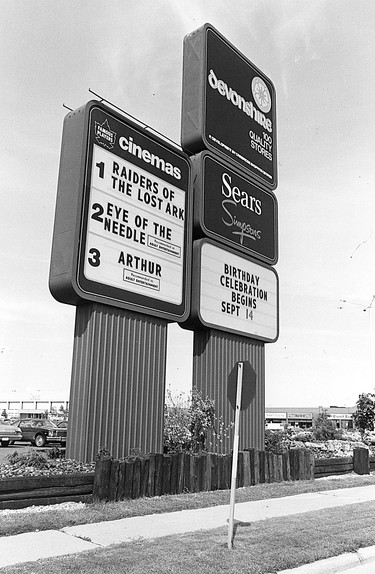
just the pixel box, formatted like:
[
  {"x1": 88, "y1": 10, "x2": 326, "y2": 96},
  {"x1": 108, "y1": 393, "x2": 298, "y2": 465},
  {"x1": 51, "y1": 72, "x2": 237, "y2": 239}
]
[{"x1": 228, "y1": 362, "x2": 243, "y2": 549}]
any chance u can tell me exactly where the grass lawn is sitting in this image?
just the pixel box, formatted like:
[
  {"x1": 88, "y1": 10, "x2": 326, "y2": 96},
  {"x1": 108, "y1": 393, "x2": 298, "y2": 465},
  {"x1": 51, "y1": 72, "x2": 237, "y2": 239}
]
[
  {"x1": 2, "y1": 472, "x2": 375, "y2": 537},
  {"x1": 2, "y1": 500, "x2": 375, "y2": 573},
  {"x1": 1, "y1": 473, "x2": 375, "y2": 573}
]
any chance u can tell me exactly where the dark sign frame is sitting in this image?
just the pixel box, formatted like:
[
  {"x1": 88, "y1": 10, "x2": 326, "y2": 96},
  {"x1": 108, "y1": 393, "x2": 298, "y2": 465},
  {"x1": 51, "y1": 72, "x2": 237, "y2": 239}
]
[
  {"x1": 192, "y1": 151, "x2": 278, "y2": 264},
  {"x1": 49, "y1": 100, "x2": 192, "y2": 322},
  {"x1": 181, "y1": 23, "x2": 277, "y2": 191}
]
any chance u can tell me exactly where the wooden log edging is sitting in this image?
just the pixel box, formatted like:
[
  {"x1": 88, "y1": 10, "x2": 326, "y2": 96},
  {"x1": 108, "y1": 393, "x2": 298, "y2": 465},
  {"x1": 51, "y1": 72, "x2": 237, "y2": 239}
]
[
  {"x1": 92, "y1": 449, "x2": 315, "y2": 502},
  {"x1": 0, "y1": 472, "x2": 95, "y2": 510},
  {"x1": 1, "y1": 449, "x2": 372, "y2": 509},
  {"x1": 314, "y1": 448, "x2": 374, "y2": 478},
  {"x1": 353, "y1": 446, "x2": 370, "y2": 475},
  {"x1": 314, "y1": 456, "x2": 353, "y2": 478}
]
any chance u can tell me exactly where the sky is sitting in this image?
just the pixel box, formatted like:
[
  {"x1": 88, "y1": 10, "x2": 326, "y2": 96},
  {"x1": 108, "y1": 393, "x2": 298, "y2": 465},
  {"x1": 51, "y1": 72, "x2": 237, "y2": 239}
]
[{"x1": 1, "y1": 0, "x2": 375, "y2": 409}]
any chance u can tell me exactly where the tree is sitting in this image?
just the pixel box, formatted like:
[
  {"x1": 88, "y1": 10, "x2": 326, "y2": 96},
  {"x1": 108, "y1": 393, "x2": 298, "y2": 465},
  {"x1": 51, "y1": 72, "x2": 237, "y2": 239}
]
[
  {"x1": 353, "y1": 392, "x2": 375, "y2": 435},
  {"x1": 59, "y1": 405, "x2": 69, "y2": 419},
  {"x1": 312, "y1": 410, "x2": 339, "y2": 441}
]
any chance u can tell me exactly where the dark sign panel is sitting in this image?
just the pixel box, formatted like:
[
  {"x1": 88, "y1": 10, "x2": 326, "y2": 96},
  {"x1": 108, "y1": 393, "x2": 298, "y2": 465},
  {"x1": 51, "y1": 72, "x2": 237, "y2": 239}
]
[
  {"x1": 227, "y1": 361, "x2": 257, "y2": 411},
  {"x1": 180, "y1": 239, "x2": 279, "y2": 342},
  {"x1": 192, "y1": 152, "x2": 278, "y2": 264},
  {"x1": 181, "y1": 23, "x2": 277, "y2": 190},
  {"x1": 49, "y1": 101, "x2": 192, "y2": 321}
]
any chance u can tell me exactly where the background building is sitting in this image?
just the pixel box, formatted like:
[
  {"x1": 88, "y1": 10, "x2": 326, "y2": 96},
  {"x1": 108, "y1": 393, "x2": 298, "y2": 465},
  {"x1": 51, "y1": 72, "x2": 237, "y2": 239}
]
[
  {"x1": 0, "y1": 399, "x2": 69, "y2": 420},
  {"x1": 265, "y1": 406, "x2": 355, "y2": 430}
]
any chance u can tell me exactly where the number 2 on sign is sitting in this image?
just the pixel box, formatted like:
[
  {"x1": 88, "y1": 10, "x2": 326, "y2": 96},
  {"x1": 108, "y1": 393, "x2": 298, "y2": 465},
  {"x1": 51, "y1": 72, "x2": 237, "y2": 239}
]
[{"x1": 88, "y1": 248, "x2": 101, "y2": 267}]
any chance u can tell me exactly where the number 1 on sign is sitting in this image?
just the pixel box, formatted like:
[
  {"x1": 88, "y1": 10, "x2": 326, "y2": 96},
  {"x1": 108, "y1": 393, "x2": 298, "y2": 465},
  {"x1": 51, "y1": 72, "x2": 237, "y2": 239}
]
[{"x1": 96, "y1": 162, "x2": 105, "y2": 179}]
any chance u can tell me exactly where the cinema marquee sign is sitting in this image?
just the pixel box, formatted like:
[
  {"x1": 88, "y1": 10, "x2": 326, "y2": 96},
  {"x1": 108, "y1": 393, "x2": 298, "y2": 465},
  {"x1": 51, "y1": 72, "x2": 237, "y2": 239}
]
[
  {"x1": 185, "y1": 239, "x2": 279, "y2": 342},
  {"x1": 192, "y1": 152, "x2": 278, "y2": 265},
  {"x1": 49, "y1": 101, "x2": 191, "y2": 321},
  {"x1": 181, "y1": 24, "x2": 277, "y2": 190}
]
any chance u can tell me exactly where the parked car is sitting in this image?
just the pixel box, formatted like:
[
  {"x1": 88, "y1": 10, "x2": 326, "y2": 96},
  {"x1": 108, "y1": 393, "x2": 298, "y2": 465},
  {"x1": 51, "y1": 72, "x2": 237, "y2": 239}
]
[
  {"x1": 12, "y1": 419, "x2": 67, "y2": 447},
  {"x1": 0, "y1": 422, "x2": 22, "y2": 447},
  {"x1": 57, "y1": 420, "x2": 68, "y2": 429}
]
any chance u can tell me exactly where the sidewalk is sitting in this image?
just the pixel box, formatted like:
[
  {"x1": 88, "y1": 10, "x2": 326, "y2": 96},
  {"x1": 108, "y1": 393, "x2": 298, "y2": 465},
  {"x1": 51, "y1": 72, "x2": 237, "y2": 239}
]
[{"x1": 1, "y1": 484, "x2": 375, "y2": 571}]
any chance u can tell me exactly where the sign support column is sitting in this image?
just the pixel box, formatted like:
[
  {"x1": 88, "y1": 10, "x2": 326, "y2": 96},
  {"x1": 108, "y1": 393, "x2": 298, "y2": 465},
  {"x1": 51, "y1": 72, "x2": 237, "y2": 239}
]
[
  {"x1": 193, "y1": 328, "x2": 265, "y2": 453},
  {"x1": 67, "y1": 302, "x2": 167, "y2": 463}
]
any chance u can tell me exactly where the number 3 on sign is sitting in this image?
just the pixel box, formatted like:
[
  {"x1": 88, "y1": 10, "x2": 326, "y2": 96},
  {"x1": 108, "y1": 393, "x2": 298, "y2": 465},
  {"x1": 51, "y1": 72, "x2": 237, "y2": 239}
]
[{"x1": 88, "y1": 248, "x2": 101, "y2": 267}]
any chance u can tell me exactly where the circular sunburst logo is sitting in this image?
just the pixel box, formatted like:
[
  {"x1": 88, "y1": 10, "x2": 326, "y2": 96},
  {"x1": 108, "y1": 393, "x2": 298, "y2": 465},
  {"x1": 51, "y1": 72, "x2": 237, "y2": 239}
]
[{"x1": 251, "y1": 77, "x2": 271, "y2": 113}]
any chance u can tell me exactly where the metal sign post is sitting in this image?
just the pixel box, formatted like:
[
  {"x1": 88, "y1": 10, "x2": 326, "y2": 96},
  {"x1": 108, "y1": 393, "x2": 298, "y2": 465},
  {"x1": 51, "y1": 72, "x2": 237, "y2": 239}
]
[{"x1": 228, "y1": 361, "x2": 243, "y2": 549}]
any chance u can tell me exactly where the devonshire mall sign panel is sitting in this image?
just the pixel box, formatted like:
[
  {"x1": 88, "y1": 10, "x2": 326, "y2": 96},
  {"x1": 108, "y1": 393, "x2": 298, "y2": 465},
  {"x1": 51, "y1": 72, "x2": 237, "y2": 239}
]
[{"x1": 181, "y1": 23, "x2": 277, "y2": 191}]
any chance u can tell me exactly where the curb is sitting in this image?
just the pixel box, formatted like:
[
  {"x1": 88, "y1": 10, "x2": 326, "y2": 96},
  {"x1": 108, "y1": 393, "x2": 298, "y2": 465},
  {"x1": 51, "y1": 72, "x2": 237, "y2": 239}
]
[{"x1": 276, "y1": 545, "x2": 375, "y2": 573}]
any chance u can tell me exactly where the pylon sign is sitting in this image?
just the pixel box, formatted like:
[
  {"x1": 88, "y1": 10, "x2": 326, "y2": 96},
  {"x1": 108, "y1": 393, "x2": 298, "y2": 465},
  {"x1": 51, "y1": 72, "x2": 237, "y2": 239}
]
[
  {"x1": 49, "y1": 101, "x2": 192, "y2": 322},
  {"x1": 181, "y1": 23, "x2": 277, "y2": 191}
]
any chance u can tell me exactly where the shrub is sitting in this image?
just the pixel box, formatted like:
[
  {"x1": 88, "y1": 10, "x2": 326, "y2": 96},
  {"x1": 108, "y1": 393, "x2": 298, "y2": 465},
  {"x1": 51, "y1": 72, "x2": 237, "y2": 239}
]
[
  {"x1": 48, "y1": 446, "x2": 65, "y2": 459},
  {"x1": 312, "y1": 411, "x2": 342, "y2": 441},
  {"x1": 189, "y1": 387, "x2": 216, "y2": 453},
  {"x1": 353, "y1": 393, "x2": 375, "y2": 436},
  {"x1": 292, "y1": 430, "x2": 314, "y2": 442},
  {"x1": 265, "y1": 429, "x2": 290, "y2": 454},
  {"x1": 164, "y1": 387, "x2": 233, "y2": 454},
  {"x1": 6, "y1": 449, "x2": 55, "y2": 469},
  {"x1": 96, "y1": 446, "x2": 113, "y2": 461},
  {"x1": 164, "y1": 391, "x2": 191, "y2": 453}
]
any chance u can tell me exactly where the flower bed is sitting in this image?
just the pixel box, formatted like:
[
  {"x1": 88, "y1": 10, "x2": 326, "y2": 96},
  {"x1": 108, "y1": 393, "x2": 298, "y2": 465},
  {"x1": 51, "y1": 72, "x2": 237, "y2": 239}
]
[
  {"x1": 265, "y1": 428, "x2": 375, "y2": 459},
  {"x1": 0, "y1": 449, "x2": 95, "y2": 479},
  {"x1": 289, "y1": 439, "x2": 373, "y2": 459}
]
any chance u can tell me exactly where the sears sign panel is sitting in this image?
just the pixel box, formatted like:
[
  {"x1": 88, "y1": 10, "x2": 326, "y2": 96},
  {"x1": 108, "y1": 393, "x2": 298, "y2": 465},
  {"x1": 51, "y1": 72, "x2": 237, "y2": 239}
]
[
  {"x1": 192, "y1": 152, "x2": 278, "y2": 264},
  {"x1": 182, "y1": 239, "x2": 279, "y2": 342},
  {"x1": 49, "y1": 101, "x2": 192, "y2": 321},
  {"x1": 181, "y1": 24, "x2": 277, "y2": 190}
]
